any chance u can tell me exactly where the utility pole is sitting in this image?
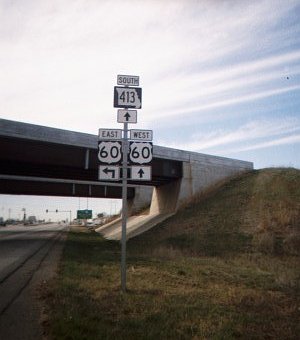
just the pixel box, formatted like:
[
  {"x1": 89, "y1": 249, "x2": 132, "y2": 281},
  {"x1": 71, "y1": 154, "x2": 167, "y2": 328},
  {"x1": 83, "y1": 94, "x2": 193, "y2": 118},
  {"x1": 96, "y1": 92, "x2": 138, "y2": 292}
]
[{"x1": 22, "y1": 208, "x2": 26, "y2": 223}]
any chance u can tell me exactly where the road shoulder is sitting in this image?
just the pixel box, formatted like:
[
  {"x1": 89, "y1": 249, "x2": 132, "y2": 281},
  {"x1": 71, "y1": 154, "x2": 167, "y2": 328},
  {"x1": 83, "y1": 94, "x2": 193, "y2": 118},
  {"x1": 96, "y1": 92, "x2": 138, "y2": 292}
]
[{"x1": 0, "y1": 229, "x2": 67, "y2": 340}]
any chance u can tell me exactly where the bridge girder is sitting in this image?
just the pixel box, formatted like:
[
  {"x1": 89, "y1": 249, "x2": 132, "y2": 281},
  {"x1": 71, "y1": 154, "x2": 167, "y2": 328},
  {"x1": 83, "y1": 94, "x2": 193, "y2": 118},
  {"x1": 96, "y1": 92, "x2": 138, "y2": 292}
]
[{"x1": 0, "y1": 119, "x2": 182, "y2": 198}]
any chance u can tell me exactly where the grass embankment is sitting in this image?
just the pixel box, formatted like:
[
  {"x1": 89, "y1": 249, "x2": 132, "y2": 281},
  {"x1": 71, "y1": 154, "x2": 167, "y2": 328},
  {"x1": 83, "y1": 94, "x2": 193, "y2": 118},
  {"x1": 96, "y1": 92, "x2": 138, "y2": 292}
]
[{"x1": 46, "y1": 169, "x2": 300, "y2": 339}]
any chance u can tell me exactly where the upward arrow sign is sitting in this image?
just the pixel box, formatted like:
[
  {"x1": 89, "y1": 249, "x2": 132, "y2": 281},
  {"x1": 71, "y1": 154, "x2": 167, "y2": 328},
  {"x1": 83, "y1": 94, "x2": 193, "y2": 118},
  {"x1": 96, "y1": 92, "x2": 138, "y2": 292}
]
[
  {"x1": 124, "y1": 112, "x2": 131, "y2": 121},
  {"x1": 131, "y1": 166, "x2": 151, "y2": 181},
  {"x1": 117, "y1": 109, "x2": 137, "y2": 124},
  {"x1": 137, "y1": 168, "x2": 144, "y2": 178}
]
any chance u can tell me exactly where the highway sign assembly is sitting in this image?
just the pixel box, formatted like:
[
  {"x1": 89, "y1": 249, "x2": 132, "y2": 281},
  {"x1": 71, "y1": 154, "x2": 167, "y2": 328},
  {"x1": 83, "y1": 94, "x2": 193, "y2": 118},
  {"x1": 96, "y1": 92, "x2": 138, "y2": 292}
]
[
  {"x1": 114, "y1": 86, "x2": 142, "y2": 109},
  {"x1": 117, "y1": 109, "x2": 137, "y2": 123},
  {"x1": 98, "y1": 141, "x2": 122, "y2": 164},
  {"x1": 99, "y1": 165, "x2": 120, "y2": 180},
  {"x1": 98, "y1": 74, "x2": 152, "y2": 292},
  {"x1": 98, "y1": 128, "x2": 122, "y2": 140},
  {"x1": 130, "y1": 129, "x2": 153, "y2": 141},
  {"x1": 131, "y1": 166, "x2": 151, "y2": 180},
  {"x1": 129, "y1": 142, "x2": 153, "y2": 164}
]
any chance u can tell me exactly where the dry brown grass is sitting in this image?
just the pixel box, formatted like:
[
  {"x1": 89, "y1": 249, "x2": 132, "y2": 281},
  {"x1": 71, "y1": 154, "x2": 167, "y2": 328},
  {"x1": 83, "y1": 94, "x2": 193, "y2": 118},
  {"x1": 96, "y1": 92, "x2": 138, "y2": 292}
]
[
  {"x1": 46, "y1": 168, "x2": 300, "y2": 339},
  {"x1": 47, "y1": 231, "x2": 300, "y2": 339}
]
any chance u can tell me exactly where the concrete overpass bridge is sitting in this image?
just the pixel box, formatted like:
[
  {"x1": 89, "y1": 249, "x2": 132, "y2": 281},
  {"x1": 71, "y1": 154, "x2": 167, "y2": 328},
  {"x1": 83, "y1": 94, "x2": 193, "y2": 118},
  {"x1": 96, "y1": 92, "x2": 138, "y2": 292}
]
[{"x1": 0, "y1": 118, "x2": 253, "y2": 238}]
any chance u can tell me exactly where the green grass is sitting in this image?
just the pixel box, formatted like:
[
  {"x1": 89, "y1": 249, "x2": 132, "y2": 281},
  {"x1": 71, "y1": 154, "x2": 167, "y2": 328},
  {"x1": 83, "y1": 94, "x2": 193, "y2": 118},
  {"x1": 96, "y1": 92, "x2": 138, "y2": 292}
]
[{"x1": 46, "y1": 169, "x2": 300, "y2": 339}]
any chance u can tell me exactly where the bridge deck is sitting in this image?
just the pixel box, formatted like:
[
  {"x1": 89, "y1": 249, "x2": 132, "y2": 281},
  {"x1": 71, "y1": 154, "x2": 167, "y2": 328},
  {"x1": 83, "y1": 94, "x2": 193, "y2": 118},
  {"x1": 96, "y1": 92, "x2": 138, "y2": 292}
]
[{"x1": 0, "y1": 119, "x2": 183, "y2": 198}]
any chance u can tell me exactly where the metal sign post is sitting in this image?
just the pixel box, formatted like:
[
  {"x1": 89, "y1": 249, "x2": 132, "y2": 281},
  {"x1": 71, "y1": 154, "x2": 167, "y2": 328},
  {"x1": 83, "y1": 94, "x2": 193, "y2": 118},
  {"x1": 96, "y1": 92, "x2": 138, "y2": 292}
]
[{"x1": 121, "y1": 121, "x2": 128, "y2": 292}]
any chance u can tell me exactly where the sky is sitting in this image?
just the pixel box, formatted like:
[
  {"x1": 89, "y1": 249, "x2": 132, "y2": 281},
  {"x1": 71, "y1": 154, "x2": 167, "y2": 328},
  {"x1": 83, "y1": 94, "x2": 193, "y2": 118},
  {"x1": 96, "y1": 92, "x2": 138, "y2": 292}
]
[{"x1": 0, "y1": 0, "x2": 300, "y2": 220}]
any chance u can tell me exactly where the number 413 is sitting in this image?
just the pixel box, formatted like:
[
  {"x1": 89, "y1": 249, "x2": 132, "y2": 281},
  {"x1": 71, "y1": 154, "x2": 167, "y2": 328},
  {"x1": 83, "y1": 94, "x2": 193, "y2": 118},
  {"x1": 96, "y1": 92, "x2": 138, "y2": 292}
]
[{"x1": 119, "y1": 90, "x2": 136, "y2": 103}]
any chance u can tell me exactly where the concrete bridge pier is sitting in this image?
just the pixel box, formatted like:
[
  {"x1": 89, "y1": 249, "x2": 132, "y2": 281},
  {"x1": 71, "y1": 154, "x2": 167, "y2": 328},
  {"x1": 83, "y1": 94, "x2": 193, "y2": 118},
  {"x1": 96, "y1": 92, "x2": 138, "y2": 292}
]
[
  {"x1": 127, "y1": 186, "x2": 153, "y2": 215},
  {"x1": 149, "y1": 180, "x2": 181, "y2": 214}
]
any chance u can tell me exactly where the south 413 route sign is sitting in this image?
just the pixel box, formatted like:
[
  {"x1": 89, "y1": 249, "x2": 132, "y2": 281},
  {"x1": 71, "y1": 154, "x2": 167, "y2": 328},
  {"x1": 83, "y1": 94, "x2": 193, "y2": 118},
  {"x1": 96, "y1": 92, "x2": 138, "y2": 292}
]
[{"x1": 114, "y1": 86, "x2": 142, "y2": 109}]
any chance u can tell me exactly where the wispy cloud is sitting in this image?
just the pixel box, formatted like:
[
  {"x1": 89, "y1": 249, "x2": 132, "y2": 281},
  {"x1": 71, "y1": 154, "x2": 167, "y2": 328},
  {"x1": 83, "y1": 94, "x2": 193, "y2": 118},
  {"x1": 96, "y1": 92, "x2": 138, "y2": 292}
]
[
  {"x1": 158, "y1": 117, "x2": 300, "y2": 153},
  {"x1": 1, "y1": 0, "x2": 299, "y2": 132},
  {"x1": 145, "y1": 48, "x2": 300, "y2": 122},
  {"x1": 147, "y1": 85, "x2": 300, "y2": 122},
  {"x1": 227, "y1": 134, "x2": 300, "y2": 153}
]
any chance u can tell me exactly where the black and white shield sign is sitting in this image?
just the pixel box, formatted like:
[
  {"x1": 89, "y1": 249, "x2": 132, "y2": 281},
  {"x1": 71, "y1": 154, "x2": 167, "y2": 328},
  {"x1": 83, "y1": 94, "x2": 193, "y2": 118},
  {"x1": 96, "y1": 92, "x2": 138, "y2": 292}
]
[
  {"x1": 129, "y1": 142, "x2": 152, "y2": 164},
  {"x1": 98, "y1": 141, "x2": 122, "y2": 164}
]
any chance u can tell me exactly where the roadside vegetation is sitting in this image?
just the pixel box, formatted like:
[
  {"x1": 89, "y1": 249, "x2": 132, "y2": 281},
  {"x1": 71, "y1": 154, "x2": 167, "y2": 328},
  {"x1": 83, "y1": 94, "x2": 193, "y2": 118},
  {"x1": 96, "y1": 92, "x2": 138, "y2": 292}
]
[{"x1": 45, "y1": 168, "x2": 300, "y2": 339}]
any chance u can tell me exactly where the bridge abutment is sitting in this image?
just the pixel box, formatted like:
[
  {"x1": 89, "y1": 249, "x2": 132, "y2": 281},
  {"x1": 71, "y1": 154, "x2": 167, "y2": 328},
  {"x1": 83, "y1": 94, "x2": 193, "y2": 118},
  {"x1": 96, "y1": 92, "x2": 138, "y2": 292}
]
[{"x1": 149, "y1": 157, "x2": 252, "y2": 215}]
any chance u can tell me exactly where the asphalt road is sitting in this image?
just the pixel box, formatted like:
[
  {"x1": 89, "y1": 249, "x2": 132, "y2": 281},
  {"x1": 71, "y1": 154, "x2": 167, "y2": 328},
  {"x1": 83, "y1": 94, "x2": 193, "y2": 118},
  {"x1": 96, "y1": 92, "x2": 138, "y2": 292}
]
[{"x1": 0, "y1": 223, "x2": 68, "y2": 340}]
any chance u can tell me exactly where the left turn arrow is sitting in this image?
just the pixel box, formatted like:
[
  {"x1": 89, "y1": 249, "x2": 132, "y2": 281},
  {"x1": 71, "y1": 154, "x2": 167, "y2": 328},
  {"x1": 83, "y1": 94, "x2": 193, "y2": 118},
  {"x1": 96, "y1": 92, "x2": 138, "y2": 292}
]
[{"x1": 99, "y1": 166, "x2": 120, "y2": 181}]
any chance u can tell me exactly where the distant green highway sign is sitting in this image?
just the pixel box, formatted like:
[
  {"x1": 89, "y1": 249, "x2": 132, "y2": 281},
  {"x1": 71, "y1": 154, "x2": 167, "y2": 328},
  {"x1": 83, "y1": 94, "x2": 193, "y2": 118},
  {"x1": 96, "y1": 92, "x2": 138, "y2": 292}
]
[{"x1": 77, "y1": 209, "x2": 92, "y2": 219}]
